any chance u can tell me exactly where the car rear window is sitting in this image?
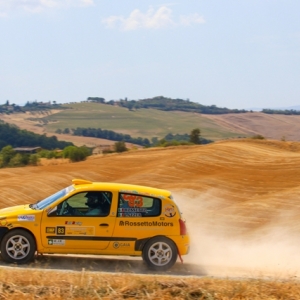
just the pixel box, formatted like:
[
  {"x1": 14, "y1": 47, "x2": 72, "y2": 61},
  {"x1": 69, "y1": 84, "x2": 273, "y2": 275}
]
[{"x1": 118, "y1": 193, "x2": 161, "y2": 217}]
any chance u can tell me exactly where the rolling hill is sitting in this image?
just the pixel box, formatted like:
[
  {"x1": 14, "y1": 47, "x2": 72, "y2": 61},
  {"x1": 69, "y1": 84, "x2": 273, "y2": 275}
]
[
  {"x1": 1, "y1": 102, "x2": 300, "y2": 147},
  {"x1": 1, "y1": 139, "x2": 300, "y2": 278}
]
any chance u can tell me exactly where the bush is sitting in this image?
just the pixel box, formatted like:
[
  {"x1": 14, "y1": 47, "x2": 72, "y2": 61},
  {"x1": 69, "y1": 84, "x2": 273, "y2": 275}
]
[
  {"x1": 251, "y1": 134, "x2": 265, "y2": 140},
  {"x1": 29, "y1": 154, "x2": 39, "y2": 166},
  {"x1": 63, "y1": 146, "x2": 91, "y2": 162},
  {"x1": 114, "y1": 141, "x2": 127, "y2": 153},
  {"x1": 9, "y1": 153, "x2": 26, "y2": 167}
]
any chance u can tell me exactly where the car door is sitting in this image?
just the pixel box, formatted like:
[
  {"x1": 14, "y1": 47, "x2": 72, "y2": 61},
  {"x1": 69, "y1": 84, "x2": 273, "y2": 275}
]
[{"x1": 40, "y1": 190, "x2": 117, "y2": 252}]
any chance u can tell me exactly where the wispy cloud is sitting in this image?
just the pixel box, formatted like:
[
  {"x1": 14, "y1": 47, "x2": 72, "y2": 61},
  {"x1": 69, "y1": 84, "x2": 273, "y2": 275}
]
[
  {"x1": 180, "y1": 13, "x2": 205, "y2": 26},
  {"x1": 0, "y1": 0, "x2": 93, "y2": 15},
  {"x1": 102, "y1": 6, "x2": 205, "y2": 31}
]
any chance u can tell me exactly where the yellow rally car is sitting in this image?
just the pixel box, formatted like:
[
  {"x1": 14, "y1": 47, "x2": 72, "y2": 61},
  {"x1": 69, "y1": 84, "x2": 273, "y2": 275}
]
[{"x1": 0, "y1": 179, "x2": 190, "y2": 271}]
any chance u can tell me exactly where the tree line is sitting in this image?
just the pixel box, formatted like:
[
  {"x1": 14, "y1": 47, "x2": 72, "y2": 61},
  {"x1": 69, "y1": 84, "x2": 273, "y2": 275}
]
[
  {"x1": 57, "y1": 127, "x2": 213, "y2": 147},
  {"x1": 0, "y1": 100, "x2": 64, "y2": 114},
  {"x1": 0, "y1": 121, "x2": 73, "y2": 150},
  {"x1": 56, "y1": 127, "x2": 151, "y2": 147},
  {"x1": 261, "y1": 109, "x2": 300, "y2": 115},
  {"x1": 87, "y1": 96, "x2": 248, "y2": 114}
]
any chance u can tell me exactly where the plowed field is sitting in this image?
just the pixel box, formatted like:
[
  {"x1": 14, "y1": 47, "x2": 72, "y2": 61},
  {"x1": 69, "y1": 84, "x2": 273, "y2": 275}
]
[{"x1": 1, "y1": 139, "x2": 300, "y2": 278}]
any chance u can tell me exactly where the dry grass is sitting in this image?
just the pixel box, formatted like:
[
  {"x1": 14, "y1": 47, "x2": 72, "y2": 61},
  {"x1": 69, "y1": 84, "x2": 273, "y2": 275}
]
[{"x1": 0, "y1": 267, "x2": 299, "y2": 299}]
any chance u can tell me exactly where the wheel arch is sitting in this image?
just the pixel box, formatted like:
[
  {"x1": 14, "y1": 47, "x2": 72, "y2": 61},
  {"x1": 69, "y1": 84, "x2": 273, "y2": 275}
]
[
  {"x1": 3, "y1": 227, "x2": 37, "y2": 248},
  {"x1": 135, "y1": 235, "x2": 173, "y2": 251}
]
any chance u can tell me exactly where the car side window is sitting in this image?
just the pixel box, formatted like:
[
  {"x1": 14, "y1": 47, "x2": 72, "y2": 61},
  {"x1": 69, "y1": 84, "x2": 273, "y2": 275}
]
[
  {"x1": 118, "y1": 193, "x2": 161, "y2": 217},
  {"x1": 49, "y1": 191, "x2": 112, "y2": 217}
]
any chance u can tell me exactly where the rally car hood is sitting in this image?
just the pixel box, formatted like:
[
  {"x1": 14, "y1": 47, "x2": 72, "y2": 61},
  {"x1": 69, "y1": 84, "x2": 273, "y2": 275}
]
[{"x1": 0, "y1": 204, "x2": 35, "y2": 218}]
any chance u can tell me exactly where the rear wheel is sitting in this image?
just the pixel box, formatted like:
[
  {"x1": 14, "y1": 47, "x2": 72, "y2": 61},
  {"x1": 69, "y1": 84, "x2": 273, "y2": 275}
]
[
  {"x1": 0, "y1": 229, "x2": 36, "y2": 264},
  {"x1": 142, "y1": 236, "x2": 178, "y2": 271}
]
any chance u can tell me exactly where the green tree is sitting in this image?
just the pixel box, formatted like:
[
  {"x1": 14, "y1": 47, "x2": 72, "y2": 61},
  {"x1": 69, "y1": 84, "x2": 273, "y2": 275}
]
[
  {"x1": 63, "y1": 146, "x2": 90, "y2": 162},
  {"x1": 0, "y1": 145, "x2": 15, "y2": 166},
  {"x1": 63, "y1": 128, "x2": 70, "y2": 134},
  {"x1": 189, "y1": 128, "x2": 201, "y2": 144},
  {"x1": 29, "y1": 154, "x2": 39, "y2": 165},
  {"x1": 114, "y1": 141, "x2": 127, "y2": 153},
  {"x1": 55, "y1": 129, "x2": 62, "y2": 134},
  {"x1": 9, "y1": 153, "x2": 27, "y2": 167}
]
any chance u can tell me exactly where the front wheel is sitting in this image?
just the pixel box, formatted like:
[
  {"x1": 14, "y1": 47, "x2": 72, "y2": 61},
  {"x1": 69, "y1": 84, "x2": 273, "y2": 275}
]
[
  {"x1": 0, "y1": 229, "x2": 36, "y2": 264},
  {"x1": 142, "y1": 236, "x2": 178, "y2": 271}
]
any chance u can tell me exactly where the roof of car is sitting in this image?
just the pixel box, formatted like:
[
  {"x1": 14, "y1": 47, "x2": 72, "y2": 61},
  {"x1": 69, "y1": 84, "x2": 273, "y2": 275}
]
[{"x1": 72, "y1": 179, "x2": 172, "y2": 199}]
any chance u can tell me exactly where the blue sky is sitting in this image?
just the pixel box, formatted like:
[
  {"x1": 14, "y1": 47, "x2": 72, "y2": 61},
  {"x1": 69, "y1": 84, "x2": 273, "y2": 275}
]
[{"x1": 0, "y1": 0, "x2": 299, "y2": 109}]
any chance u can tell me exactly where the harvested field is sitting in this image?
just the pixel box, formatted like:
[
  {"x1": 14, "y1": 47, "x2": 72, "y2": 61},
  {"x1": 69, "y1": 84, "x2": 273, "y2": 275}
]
[{"x1": 0, "y1": 139, "x2": 300, "y2": 298}]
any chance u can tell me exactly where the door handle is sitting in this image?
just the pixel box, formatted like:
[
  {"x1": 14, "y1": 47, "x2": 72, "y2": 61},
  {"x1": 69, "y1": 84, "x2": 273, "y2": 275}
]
[{"x1": 99, "y1": 223, "x2": 109, "y2": 227}]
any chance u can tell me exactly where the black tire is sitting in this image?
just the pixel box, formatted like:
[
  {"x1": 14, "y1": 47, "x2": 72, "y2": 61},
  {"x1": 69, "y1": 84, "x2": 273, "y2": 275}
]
[
  {"x1": 0, "y1": 229, "x2": 36, "y2": 264},
  {"x1": 142, "y1": 236, "x2": 178, "y2": 271}
]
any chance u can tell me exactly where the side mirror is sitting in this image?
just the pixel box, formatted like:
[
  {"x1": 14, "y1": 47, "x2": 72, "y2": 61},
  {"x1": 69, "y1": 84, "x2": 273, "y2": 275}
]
[{"x1": 47, "y1": 206, "x2": 58, "y2": 217}]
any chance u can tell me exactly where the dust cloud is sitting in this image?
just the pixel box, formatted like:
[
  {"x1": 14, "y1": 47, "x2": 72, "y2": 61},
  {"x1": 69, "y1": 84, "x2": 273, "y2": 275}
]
[{"x1": 173, "y1": 190, "x2": 300, "y2": 279}]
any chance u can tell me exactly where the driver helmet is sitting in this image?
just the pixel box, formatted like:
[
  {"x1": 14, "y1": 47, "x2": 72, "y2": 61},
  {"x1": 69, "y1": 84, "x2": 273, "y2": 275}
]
[{"x1": 85, "y1": 192, "x2": 103, "y2": 209}]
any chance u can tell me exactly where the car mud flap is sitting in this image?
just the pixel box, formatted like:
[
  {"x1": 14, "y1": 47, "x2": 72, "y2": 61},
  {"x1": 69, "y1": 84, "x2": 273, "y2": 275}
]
[{"x1": 178, "y1": 247, "x2": 183, "y2": 263}]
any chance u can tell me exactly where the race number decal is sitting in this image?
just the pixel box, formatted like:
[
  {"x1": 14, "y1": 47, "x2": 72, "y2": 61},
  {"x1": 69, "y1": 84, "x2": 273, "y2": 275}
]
[
  {"x1": 123, "y1": 194, "x2": 143, "y2": 207},
  {"x1": 56, "y1": 226, "x2": 65, "y2": 235}
]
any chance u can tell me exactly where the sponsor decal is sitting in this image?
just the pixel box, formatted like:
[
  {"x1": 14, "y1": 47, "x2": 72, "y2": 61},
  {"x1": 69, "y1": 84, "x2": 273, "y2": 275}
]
[
  {"x1": 119, "y1": 190, "x2": 165, "y2": 199},
  {"x1": 57, "y1": 226, "x2": 65, "y2": 235},
  {"x1": 118, "y1": 213, "x2": 142, "y2": 217},
  {"x1": 0, "y1": 217, "x2": 10, "y2": 227},
  {"x1": 65, "y1": 227, "x2": 95, "y2": 236},
  {"x1": 55, "y1": 226, "x2": 95, "y2": 236},
  {"x1": 113, "y1": 241, "x2": 131, "y2": 249},
  {"x1": 119, "y1": 220, "x2": 173, "y2": 227},
  {"x1": 46, "y1": 227, "x2": 56, "y2": 234},
  {"x1": 118, "y1": 208, "x2": 147, "y2": 212},
  {"x1": 164, "y1": 204, "x2": 176, "y2": 218},
  {"x1": 48, "y1": 239, "x2": 65, "y2": 246},
  {"x1": 0, "y1": 220, "x2": 7, "y2": 226},
  {"x1": 118, "y1": 207, "x2": 146, "y2": 217},
  {"x1": 65, "y1": 221, "x2": 82, "y2": 226},
  {"x1": 17, "y1": 215, "x2": 35, "y2": 221}
]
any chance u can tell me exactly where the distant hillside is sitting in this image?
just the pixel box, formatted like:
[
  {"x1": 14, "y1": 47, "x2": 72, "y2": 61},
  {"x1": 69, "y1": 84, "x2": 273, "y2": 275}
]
[
  {"x1": 3, "y1": 101, "x2": 300, "y2": 143},
  {"x1": 41, "y1": 103, "x2": 246, "y2": 141},
  {"x1": 88, "y1": 96, "x2": 248, "y2": 114}
]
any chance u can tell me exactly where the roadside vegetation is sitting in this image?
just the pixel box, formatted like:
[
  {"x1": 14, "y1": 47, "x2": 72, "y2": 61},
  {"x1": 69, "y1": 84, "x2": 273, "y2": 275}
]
[{"x1": 0, "y1": 268, "x2": 299, "y2": 299}]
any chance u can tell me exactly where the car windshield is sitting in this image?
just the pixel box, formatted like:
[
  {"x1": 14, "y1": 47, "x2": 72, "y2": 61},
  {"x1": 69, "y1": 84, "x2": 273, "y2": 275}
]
[{"x1": 32, "y1": 185, "x2": 75, "y2": 210}]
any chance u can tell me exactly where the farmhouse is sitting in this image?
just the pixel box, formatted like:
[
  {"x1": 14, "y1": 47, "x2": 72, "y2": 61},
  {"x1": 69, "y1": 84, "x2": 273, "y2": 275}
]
[{"x1": 13, "y1": 147, "x2": 41, "y2": 154}]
